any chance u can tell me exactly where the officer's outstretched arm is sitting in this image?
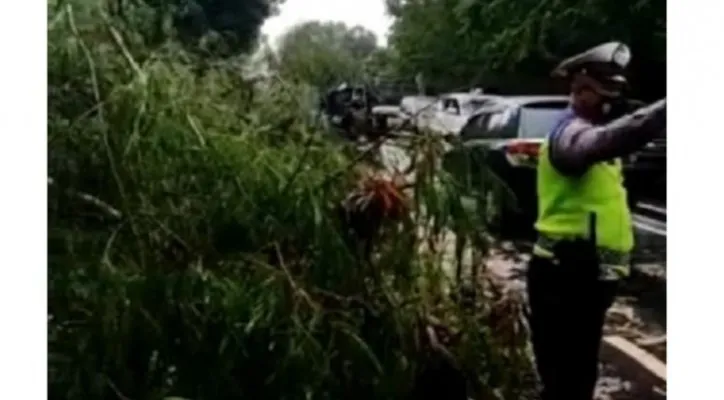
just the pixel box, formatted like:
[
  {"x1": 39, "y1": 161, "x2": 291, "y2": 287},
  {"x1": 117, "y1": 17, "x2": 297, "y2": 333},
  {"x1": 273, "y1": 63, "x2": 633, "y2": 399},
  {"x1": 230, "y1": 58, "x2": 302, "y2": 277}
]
[{"x1": 550, "y1": 99, "x2": 666, "y2": 175}]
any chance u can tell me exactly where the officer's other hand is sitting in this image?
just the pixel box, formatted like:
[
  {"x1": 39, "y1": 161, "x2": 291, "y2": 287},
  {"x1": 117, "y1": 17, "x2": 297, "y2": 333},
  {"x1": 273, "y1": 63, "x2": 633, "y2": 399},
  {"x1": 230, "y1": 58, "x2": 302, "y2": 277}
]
[
  {"x1": 648, "y1": 98, "x2": 666, "y2": 135},
  {"x1": 628, "y1": 98, "x2": 666, "y2": 134}
]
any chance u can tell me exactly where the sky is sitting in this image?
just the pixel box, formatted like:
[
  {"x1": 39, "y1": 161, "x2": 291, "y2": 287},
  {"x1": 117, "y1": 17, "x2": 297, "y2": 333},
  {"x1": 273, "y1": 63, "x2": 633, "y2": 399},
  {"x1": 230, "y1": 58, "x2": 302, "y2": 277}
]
[{"x1": 261, "y1": 0, "x2": 393, "y2": 48}]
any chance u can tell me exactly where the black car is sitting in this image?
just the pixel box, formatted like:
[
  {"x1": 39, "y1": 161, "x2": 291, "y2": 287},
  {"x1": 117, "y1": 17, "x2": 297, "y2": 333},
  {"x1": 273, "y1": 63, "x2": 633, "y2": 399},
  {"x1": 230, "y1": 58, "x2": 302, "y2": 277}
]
[
  {"x1": 320, "y1": 84, "x2": 381, "y2": 138},
  {"x1": 623, "y1": 135, "x2": 666, "y2": 208},
  {"x1": 442, "y1": 95, "x2": 570, "y2": 236},
  {"x1": 443, "y1": 95, "x2": 665, "y2": 237}
]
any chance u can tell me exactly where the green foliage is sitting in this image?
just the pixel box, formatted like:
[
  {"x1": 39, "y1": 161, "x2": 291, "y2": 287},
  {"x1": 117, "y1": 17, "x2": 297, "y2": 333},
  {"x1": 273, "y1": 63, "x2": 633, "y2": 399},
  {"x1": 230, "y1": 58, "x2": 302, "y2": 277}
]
[
  {"x1": 103, "y1": 0, "x2": 285, "y2": 58},
  {"x1": 387, "y1": 0, "x2": 666, "y2": 99},
  {"x1": 363, "y1": 47, "x2": 401, "y2": 81},
  {"x1": 275, "y1": 21, "x2": 380, "y2": 89},
  {"x1": 48, "y1": 2, "x2": 532, "y2": 400}
]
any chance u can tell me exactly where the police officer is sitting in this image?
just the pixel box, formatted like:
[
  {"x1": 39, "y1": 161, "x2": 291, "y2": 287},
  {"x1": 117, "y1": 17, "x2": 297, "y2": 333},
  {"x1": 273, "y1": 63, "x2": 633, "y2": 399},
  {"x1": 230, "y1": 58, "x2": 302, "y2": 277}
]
[{"x1": 526, "y1": 42, "x2": 666, "y2": 400}]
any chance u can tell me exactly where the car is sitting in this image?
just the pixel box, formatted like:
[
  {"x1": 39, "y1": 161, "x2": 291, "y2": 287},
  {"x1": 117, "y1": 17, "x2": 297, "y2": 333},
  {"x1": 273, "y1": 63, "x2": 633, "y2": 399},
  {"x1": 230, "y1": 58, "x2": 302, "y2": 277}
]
[
  {"x1": 441, "y1": 95, "x2": 571, "y2": 236},
  {"x1": 320, "y1": 83, "x2": 385, "y2": 139},
  {"x1": 372, "y1": 81, "x2": 417, "y2": 107},
  {"x1": 423, "y1": 92, "x2": 502, "y2": 135},
  {"x1": 399, "y1": 95, "x2": 437, "y2": 129},
  {"x1": 443, "y1": 95, "x2": 664, "y2": 237},
  {"x1": 621, "y1": 110, "x2": 666, "y2": 208},
  {"x1": 370, "y1": 104, "x2": 404, "y2": 136}
]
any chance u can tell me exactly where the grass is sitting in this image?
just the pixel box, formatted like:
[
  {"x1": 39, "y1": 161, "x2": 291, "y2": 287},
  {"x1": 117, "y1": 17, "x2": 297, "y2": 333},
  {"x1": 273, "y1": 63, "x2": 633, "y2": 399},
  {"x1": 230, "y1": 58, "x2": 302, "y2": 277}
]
[{"x1": 48, "y1": 2, "x2": 534, "y2": 399}]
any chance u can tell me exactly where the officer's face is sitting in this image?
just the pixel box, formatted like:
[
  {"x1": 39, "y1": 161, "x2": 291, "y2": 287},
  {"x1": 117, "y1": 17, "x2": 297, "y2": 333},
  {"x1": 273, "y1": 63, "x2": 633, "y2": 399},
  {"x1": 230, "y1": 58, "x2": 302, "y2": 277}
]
[
  {"x1": 575, "y1": 87, "x2": 604, "y2": 109},
  {"x1": 571, "y1": 74, "x2": 606, "y2": 109}
]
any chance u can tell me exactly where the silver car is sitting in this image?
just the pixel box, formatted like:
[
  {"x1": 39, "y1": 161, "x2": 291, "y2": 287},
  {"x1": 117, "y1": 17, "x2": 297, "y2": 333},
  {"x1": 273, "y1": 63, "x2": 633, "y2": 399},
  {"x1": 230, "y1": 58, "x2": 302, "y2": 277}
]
[{"x1": 426, "y1": 92, "x2": 502, "y2": 135}]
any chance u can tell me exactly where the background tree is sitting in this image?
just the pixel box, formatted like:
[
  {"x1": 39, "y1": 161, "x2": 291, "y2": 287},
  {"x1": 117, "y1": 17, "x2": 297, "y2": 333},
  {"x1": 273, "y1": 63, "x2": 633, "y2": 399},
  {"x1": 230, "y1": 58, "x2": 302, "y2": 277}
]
[
  {"x1": 274, "y1": 21, "x2": 380, "y2": 89},
  {"x1": 362, "y1": 47, "x2": 398, "y2": 81},
  {"x1": 109, "y1": 0, "x2": 285, "y2": 58},
  {"x1": 386, "y1": 0, "x2": 665, "y2": 100}
]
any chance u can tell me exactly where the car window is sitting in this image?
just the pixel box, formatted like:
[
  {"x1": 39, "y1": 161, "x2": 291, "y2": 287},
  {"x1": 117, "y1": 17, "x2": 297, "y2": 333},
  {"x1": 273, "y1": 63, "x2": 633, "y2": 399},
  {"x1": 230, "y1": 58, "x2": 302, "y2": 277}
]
[
  {"x1": 485, "y1": 108, "x2": 518, "y2": 139},
  {"x1": 333, "y1": 90, "x2": 351, "y2": 104},
  {"x1": 447, "y1": 99, "x2": 461, "y2": 114},
  {"x1": 460, "y1": 112, "x2": 494, "y2": 139},
  {"x1": 460, "y1": 99, "x2": 490, "y2": 115},
  {"x1": 487, "y1": 109, "x2": 507, "y2": 130},
  {"x1": 467, "y1": 99, "x2": 491, "y2": 112},
  {"x1": 518, "y1": 106, "x2": 567, "y2": 138}
]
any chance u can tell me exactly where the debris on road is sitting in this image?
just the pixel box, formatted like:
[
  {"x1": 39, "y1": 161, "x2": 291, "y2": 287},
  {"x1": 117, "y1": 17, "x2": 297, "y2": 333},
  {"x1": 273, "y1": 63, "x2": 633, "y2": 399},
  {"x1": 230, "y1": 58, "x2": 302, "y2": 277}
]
[
  {"x1": 479, "y1": 245, "x2": 667, "y2": 399},
  {"x1": 601, "y1": 335, "x2": 666, "y2": 390}
]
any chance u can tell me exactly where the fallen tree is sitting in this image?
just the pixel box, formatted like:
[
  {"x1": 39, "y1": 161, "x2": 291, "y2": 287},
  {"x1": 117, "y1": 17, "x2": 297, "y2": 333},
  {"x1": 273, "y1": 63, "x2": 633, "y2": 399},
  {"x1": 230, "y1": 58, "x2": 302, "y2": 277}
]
[{"x1": 48, "y1": 2, "x2": 534, "y2": 399}]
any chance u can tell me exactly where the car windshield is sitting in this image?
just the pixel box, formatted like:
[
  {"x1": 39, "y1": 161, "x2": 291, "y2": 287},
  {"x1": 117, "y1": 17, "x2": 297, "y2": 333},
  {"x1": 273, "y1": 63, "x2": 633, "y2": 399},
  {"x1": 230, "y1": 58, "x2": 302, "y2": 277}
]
[
  {"x1": 518, "y1": 106, "x2": 568, "y2": 138},
  {"x1": 464, "y1": 99, "x2": 490, "y2": 113}
]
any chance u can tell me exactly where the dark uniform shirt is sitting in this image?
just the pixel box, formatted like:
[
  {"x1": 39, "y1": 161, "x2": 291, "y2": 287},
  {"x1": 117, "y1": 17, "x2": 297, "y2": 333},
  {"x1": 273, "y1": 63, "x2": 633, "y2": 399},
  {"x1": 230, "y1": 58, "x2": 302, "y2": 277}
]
[{"x1": 549, "y1": 99, "x2": 666, "y2": 176}]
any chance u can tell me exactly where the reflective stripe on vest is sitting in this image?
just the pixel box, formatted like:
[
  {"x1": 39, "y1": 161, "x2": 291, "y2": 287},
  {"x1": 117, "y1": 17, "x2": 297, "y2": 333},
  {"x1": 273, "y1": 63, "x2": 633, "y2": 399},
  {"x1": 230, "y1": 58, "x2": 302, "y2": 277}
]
[{"x1": 534, "y1": 111, "x2": 634, "y2": 281}]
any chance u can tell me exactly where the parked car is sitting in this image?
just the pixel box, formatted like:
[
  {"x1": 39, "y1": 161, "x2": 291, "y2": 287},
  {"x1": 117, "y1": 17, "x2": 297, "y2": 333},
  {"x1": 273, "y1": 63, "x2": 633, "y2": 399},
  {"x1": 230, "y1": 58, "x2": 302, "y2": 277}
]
[
  {"x1": 423, "y1": 92, "x2": 502, "y2": 135},
  {"x1": 441, "y1": 95, "x2": 570, "y2": 236},
  {"x1": 320, "y1": 83, "x2": 384, "y2": 139},
  {"x1": 621, "y1": 102, "x2": 666, "y2": 207},
  {"x1": 370, "y1": 104, "x2": 404, "y2": 135},
  {"x1": 443, "y1": 95, "x2": 665, "y2": 236},
  {"x1": 372, "y1": 81, "x2": 418, "y2": 107},
  {"x1": 399, "y1": 95, "x2": 437, "y2": 129}
]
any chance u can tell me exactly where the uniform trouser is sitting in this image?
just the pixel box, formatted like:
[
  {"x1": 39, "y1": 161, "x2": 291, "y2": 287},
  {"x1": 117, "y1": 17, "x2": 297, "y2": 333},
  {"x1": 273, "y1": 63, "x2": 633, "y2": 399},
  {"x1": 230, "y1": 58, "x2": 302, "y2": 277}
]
[{"x1": 526, "y1": 254, "x2": 618, "y2": 400}]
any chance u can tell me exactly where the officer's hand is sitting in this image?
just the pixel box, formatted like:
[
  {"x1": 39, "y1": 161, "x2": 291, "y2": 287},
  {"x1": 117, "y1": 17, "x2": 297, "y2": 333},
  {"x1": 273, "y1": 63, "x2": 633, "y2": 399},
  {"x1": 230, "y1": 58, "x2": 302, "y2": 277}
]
[
  {"x1": 631, "y1": 98, "x2": 666, "y2": 135},
  {"x1": 652, "y1": 99, "x2": 666, "y2": 134}
]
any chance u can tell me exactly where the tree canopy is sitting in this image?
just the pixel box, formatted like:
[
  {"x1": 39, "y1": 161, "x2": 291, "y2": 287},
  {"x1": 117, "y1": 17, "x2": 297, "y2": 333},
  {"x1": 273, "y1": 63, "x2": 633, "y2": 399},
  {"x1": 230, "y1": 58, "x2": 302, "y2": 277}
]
[
  {"x1": 274, "y1": 21, "x2": 381, "y2": 89},
  {"x1": 108, "y1": 0, "x2": 285, "y2": 57},
  {"x1": 386, "y1": 0, "x2": 666, "y2": 100}
]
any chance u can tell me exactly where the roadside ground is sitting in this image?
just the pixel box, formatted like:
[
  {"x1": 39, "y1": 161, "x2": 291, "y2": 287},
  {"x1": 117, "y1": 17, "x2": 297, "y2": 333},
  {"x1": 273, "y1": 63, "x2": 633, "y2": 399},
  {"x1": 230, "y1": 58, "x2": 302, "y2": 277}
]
[{"x1": 373, "y1": 129, "x2": 667, "y2": 400}]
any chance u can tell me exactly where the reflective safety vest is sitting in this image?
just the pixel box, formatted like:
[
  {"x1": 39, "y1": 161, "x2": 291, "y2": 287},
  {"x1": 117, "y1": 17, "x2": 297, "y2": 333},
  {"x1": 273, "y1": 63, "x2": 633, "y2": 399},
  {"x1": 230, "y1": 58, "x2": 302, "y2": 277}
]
[{"x1": 534, "y1": 111, "x2": 634, "y2": 280}]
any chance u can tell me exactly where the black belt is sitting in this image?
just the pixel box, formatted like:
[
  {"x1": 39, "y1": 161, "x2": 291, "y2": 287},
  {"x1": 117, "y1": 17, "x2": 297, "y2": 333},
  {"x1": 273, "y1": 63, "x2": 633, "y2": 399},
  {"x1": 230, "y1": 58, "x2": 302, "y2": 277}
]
[{"x1": 533, "y1": 234, "x2": 631, "y2": 281}]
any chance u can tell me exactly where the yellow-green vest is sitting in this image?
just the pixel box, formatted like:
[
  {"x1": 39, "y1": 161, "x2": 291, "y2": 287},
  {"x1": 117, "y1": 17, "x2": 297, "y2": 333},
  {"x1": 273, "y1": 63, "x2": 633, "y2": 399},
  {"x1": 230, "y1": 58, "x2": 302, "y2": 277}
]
[{"x1": 534, "y1": 118, "x2": 634, "y2": 280}]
